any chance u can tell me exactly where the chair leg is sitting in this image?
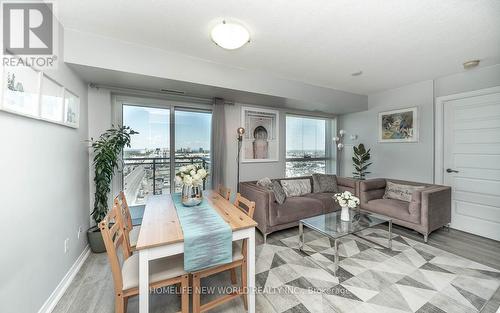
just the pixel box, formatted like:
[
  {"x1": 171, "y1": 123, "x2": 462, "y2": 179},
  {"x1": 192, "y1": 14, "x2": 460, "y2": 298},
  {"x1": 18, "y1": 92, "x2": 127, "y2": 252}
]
[
  {"x1": 193, "y1": 273, "x2": 201, "y2": 313},
  {"x1": 115, "y1": 294, "x2": 125, "y2": 313},
  {"x1": 423, "y1": 233, "x2": 428, "y2": 243},
  {"x1": 241, "y1": 261, "x2": 248, "y2": 310},
  {"x1": 181, "y1": 275, "x2": 190, "y2": 313},
  {"x1": 123, "y1": 296, "x2": 128, "y2": 313},
  {"x1": 230, "y1": 268, "x2": 238, "y2": 285}
]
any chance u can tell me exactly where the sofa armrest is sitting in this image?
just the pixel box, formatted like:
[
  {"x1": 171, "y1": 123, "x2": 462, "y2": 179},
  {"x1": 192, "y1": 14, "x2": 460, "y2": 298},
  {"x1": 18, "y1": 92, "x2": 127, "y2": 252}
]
[
  {"x1": 419, "y1": 186, "x2": 452, "y2": 233},
  {"x1": 238, "y1": 182, "x2": 275, "y2": 234},
  {"x1": 359, "y1": 178, "x2": 386, "y2": 203}
]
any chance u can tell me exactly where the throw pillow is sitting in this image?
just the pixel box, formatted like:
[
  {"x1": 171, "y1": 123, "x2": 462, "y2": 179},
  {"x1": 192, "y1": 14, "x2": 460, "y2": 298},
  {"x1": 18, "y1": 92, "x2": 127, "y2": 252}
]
[
  {"x1": 256, "y1": 177, "x2": 273, "y2": 189},
  {"x1": 271, "y1": 181, "x2": 286, "y2": 204},
  {"x1": 312, "y1": 173, "x2": 338, "y2": 193},
  {"x1": 383, "y1": 181, "x2": 426, "y2": 202},
  {"x1": 280, "y1": 179, "x2": 311, "y2": 197}
]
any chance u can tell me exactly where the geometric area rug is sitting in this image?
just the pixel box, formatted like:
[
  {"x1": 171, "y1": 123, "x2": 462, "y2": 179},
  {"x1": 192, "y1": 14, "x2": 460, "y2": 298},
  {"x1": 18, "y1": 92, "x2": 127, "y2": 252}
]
[{"x1": 256, "y1": 228, "x2": 500, "y2": 313}]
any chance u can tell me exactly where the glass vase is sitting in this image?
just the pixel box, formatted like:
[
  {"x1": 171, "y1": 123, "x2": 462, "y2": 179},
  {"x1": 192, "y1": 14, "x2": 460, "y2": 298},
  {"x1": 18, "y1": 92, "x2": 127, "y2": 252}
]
[{"x1": 181, "y1": 184, "x2": 203, "y2": 206}]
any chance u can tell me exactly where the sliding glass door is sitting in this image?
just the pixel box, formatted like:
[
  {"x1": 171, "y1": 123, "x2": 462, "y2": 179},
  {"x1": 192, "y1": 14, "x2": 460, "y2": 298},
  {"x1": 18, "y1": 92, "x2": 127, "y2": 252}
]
[
  {"x1": 122, "y1": 105, "x2": 171, "y2": 206},
  {"x1": 174, "y1": 109, "x2": 212, "y2": 192},
  {"x1": 121, "y1": 101, "x2": 211, "y2": 206}
]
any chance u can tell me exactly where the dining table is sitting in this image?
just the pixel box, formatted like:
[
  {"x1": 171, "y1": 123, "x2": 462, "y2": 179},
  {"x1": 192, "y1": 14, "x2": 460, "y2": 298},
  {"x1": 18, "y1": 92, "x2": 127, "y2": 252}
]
[{"x1": 135, "y1": 190, "x2": 258, "y2": 313}]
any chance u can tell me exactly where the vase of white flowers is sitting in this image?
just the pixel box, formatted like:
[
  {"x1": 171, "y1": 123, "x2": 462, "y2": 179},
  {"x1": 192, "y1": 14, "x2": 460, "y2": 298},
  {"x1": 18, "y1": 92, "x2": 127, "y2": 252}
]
[
  {"x1": 175, "y1": 164, "x2": 208, "y2": 206},
  {"x1": 334, "y1": 191, "x2": 360, "y2": 221}
]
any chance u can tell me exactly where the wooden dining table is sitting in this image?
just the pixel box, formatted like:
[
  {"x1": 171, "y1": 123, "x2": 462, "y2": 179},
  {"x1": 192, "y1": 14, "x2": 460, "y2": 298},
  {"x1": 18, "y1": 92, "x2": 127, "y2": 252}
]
[{"x1": 135, "y1": 190, "x2": 258, "y2": 313}]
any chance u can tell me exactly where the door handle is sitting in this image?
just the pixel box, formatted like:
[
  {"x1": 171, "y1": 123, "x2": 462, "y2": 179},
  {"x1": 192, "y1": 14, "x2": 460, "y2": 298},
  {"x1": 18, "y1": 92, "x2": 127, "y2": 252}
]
[{"x1": 446, "y1": 168, "x2": 459, "y2": 173}]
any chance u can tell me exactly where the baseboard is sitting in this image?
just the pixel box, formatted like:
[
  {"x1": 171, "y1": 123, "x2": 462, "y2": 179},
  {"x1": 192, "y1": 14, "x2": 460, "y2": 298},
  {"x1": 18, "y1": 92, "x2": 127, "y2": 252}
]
[{"x1": 37, "y1": 245, "x2": 91, "y2": 313}]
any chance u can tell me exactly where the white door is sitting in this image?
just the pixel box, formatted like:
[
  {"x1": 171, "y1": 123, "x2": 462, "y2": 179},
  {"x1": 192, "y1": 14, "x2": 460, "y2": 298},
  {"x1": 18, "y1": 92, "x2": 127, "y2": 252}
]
[{"x1": 443, "y1": 90, "x2": 500, "y2": 241}]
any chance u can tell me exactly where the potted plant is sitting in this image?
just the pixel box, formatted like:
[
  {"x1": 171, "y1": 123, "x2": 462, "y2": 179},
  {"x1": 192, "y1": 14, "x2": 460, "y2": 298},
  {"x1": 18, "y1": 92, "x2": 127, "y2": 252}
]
[
  {"x1": 87, "y1": 126, "x2": 137, "y2": 253},
  {"x1": 352, "y1": 143, "x2": 372, "y2": 180}
]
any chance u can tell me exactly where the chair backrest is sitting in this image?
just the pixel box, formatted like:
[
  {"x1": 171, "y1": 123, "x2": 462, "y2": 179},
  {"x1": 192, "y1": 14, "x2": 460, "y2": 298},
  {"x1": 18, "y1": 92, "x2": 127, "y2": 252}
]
[
  {"x1": 99, "y1": 204, "x2": 131, "y2": 294},
  {"x1": 234, "y1": 193, "x2": 256, "y2": 219},
  {"x1": 233, "y1": 193, "x2": 256, "y2": 258},
  {"x1": 115, "y1": 192, "x2": 134, "y2": 254},
  {"x1": 218, "y1": 185, "x2": 231, "y2": 201}
]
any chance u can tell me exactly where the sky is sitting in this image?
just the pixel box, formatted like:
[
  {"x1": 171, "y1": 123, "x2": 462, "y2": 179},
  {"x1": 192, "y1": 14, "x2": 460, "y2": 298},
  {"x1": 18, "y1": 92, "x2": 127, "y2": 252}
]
[
  {"x1": 123, "y1": 105, "x2": 211, "y2": 151},
  {"x1": 286, "y1": 116, "x2": 325, "y2": 152}
]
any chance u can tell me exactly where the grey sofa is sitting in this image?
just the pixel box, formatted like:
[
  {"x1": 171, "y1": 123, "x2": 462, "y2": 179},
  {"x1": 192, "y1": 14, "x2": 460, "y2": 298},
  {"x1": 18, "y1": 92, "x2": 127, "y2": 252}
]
[
  {"x1": 359, "y1": 178, "x2": 451, "y2": 242},
  {"x1": 239, "y1": 176, "x2": 357, "y2": 241}
]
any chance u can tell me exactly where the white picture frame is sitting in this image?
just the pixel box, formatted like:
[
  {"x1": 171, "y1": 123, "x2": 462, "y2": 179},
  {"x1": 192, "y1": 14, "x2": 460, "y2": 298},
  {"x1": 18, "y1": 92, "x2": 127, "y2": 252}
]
[
  {"x1": 0, "y1": 67, "x2": 80, "y2": 129},
  {"x1": 40, "y1": 74, "x2": 64, "y2": 123},
  {"x1": 378, "y1": 106, "x2": 419, "y2": 143},
  {"x1": 63, "y1": 88, "x2": 80, "y2": 128},
  {"x1": 1, "y1": 66, "x2": 41, "y2": 118},
  {"x1": 241, "y1": 106, "x2": 279, "y2": 163}
]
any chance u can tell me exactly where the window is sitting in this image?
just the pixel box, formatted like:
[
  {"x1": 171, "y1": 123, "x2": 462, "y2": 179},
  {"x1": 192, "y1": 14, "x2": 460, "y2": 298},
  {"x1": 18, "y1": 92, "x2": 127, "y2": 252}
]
[
  {"x1": 121, "y1": 103, "x2": 212, "y2": 206},
  {"x1": 286, "y1": 115, "x2": 332, "y2": 177}
]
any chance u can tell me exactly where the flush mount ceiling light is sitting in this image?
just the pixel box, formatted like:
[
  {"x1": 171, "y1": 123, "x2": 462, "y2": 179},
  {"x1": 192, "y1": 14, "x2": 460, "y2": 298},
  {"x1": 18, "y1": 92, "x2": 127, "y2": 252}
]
[{"x1": 210, "y1": 20, "x2": 250, "y2": 50}]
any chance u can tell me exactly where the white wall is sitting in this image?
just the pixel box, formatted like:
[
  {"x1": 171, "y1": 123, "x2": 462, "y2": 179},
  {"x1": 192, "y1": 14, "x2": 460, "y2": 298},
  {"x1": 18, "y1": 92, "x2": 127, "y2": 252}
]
[
  {"x1": 339, "y1": 80, "x2": 435, "y2": 183},
  {"x1": 0, "y1": 25, "x2": 89, "y2": 313},
  {"x1": 339, "y1": 65, "x2": 500, "y2": 183}
]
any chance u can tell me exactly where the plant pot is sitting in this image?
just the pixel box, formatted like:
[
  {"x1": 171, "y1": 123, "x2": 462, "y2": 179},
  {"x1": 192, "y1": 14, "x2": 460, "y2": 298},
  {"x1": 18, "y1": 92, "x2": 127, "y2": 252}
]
[
  {"x1": 340, "y1": 206, "x2": 350, "y2": 221},
  {"x1": 87, "y1": 226, "x2": 106, "y2": 253}
]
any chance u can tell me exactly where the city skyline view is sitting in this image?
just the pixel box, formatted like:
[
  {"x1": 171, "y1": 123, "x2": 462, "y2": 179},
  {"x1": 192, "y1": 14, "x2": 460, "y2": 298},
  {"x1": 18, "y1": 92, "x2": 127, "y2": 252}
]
[
  {"x1": 286, "y1": 115, "x2": 326, "y2": 157},
  {"x1": 123, "y1": 105, "x2": 212, "y2": 151}
]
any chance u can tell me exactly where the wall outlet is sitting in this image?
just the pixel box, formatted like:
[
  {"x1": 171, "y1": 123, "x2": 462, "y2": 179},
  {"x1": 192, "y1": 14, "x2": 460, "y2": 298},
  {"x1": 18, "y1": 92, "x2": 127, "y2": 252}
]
[
  {"x1": 64, "y1": 238, "x2": 69, "y2": 253},
  {"x1": 77, "y1": 226, "x2": 82, "y2": 239}
]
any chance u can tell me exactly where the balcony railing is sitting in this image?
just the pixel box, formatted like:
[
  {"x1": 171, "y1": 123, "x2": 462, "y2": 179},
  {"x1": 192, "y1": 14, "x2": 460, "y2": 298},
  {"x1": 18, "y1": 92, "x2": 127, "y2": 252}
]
[{"x1": 123, "y1": 156, "x2": 210, "y2": 205}]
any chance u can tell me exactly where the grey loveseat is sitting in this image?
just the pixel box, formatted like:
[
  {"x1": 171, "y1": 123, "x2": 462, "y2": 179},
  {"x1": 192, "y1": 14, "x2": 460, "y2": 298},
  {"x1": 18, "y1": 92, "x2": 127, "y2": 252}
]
[
  {"x1": 359, "y1": 178, "x2": 451, "y2": 242},
  {"x1": 239, "y1": 176, "x2": 357, "y2": 241}
]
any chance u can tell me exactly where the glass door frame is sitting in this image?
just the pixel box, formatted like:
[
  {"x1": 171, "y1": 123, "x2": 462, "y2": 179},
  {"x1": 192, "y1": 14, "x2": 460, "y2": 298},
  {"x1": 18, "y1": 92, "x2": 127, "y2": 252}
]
[{"x1": 113, "y1": 95, "x2": 212, "y2": 196}]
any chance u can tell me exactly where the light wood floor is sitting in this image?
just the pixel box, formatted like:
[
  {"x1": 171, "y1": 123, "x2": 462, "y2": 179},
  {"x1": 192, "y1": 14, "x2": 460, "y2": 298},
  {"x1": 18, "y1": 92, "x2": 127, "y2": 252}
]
[{"x1": 52, "y1": 225, "x2": 500, "y2": 313}]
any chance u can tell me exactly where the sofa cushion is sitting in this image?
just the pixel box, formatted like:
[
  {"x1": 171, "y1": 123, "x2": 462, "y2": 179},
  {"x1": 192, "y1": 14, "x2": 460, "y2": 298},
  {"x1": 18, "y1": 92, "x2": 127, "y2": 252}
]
[
  {"x1": 312, "y1": 173, "x2": 339, "y2": 193},
  {"x1": 256, "y1": 177, "x2": 273, "y2": 189},
  {"x1": 274, "y1": 196, "x2": 324, "y2": 225},
  {"x1": 303, "y1": 193, "x2": 338, "y2": 213},
  {"x1": 363, "y1": 198, "x2": 419, "y2": 224},
  {"x1": 383, "y1": 181, "x2": 426, "y2": 202},
  {"x1": 271, "y1": 180, "x2": 286, "y2": 204},
  {"x1": 280, "y1": 179, "x2": 311, "y2": 197}
]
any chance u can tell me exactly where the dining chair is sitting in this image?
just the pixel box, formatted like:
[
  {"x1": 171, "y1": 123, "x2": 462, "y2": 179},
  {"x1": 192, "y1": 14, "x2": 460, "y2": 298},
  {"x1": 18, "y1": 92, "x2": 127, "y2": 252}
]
[
  {"x1": 217, "y1": 185, "x2": 231, "y2": 201},
  {"x1": 100, "y1": 204, "x2": 190, "y2": 313},
  {"x1": 114, "y1": 191, "x2": 140, "y2": 253},
  {"x1": 192, "y1": 193, "x2": 256, "y2": 313}
]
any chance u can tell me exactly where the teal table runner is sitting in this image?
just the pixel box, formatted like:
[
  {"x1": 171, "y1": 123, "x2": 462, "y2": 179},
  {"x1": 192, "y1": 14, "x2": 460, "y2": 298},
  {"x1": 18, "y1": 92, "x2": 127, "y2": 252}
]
[{"x1": 172, "y1": 194, "x2": 233, "y2": 272}]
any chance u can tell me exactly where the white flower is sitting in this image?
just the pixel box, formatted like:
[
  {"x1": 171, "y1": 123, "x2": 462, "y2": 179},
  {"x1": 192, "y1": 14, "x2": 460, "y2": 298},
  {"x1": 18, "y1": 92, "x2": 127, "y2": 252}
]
[
  {"x1": 339, "y1": 199, "x2": 347, "y2": 207},
  {"x1": 187, "y1": 164, "x2": 196, "y2": 171},
  {"x1": 197, "y1": 168, "x2": 207, "y2": 178},
  {"x1": 183, "y1": 175, "x2": 193, "y2": 186},
  {"x1": 190, "y1": 170, "x2": 196, "y2": 176},
  {"x1": 174, "y1": 176, "x2": 182, "y2": 185},
  {"x1": 348, "y1": 199, "x2": 355, "y2": 208}
]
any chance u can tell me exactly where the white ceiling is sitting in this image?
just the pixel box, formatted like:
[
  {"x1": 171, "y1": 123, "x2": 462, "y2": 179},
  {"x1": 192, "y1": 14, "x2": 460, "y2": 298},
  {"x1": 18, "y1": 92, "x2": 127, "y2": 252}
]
[{"x1": 55, "y1": 0, "x2": 500, "y2": 95}]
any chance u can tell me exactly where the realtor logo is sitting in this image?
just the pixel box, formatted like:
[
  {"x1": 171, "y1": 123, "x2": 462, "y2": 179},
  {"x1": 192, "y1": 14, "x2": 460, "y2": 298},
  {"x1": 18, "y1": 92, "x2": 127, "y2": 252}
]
[{"x1": 3, "y1": 2, "x2": 53, "y2": 55}]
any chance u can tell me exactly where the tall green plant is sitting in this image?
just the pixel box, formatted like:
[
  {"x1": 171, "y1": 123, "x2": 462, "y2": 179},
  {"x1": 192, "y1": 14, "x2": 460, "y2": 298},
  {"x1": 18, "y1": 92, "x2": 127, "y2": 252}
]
[
  {"x1": 352, "y1": 143, "x2": 372, "y2": 180},
  {"x1": 90, "y1": 126, "x2": 137, "y2": 224}
]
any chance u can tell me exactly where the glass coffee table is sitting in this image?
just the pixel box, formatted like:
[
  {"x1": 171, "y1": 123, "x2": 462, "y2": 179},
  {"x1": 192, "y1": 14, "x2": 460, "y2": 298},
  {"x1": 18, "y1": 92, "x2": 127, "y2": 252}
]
[{"x1": 299, "y1": 209, "x2": 392, "y2": 272}]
